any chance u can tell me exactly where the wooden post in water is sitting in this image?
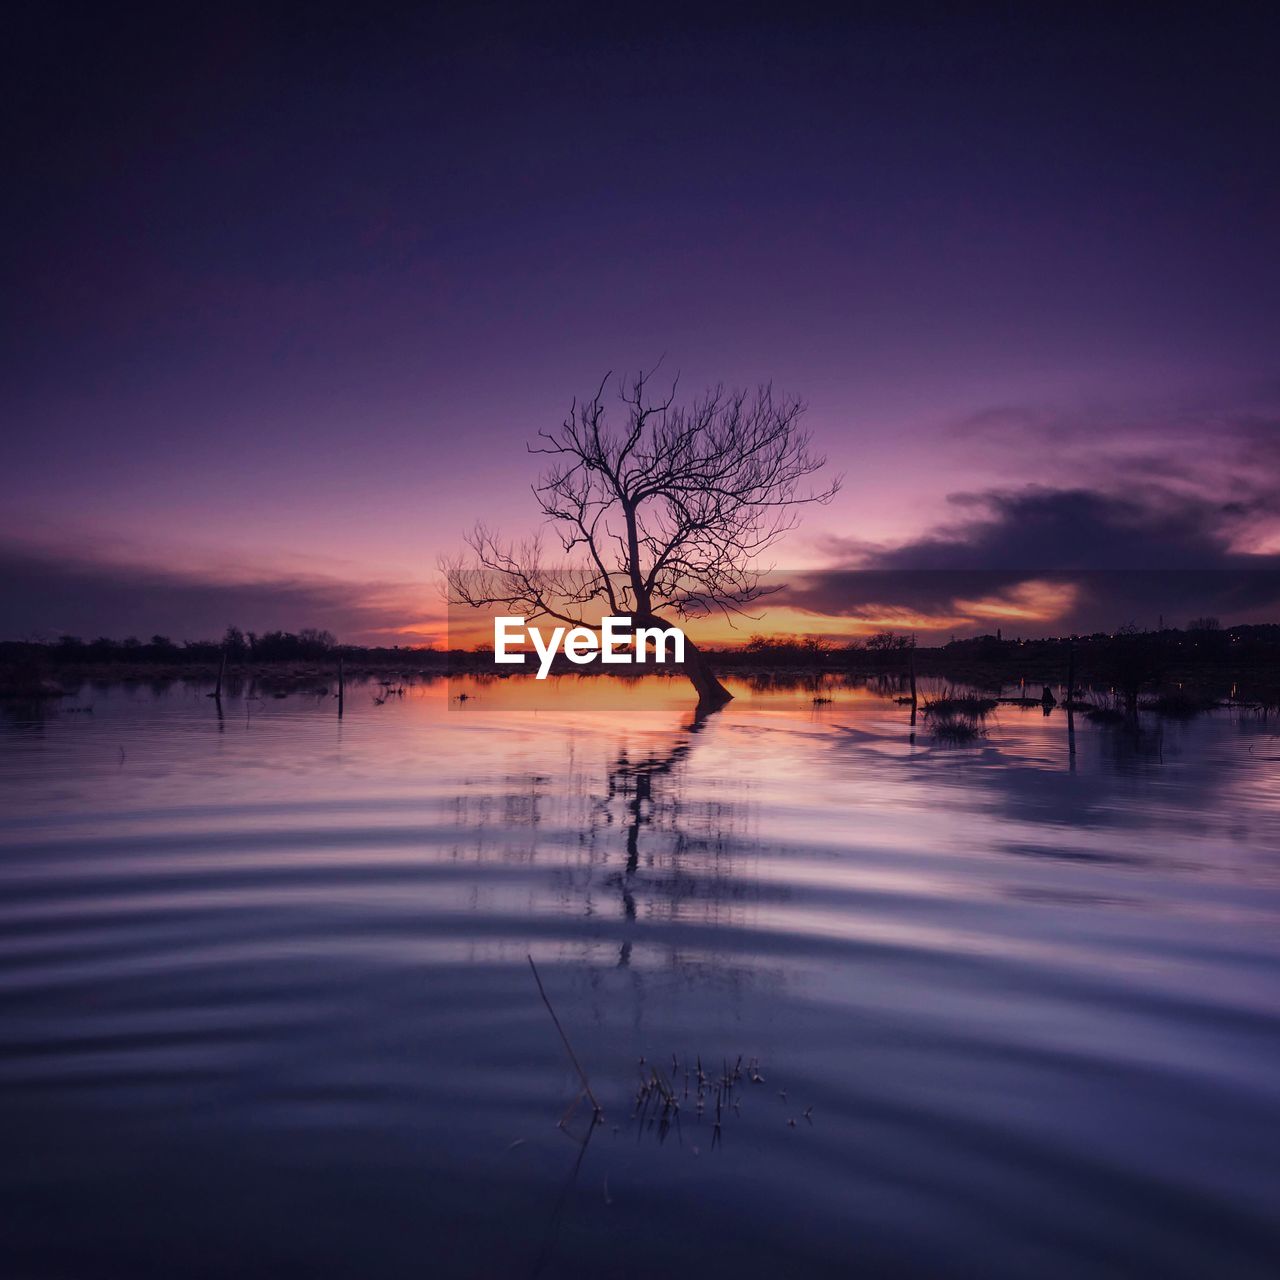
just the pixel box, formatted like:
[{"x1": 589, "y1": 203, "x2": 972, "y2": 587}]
[
  {"x1": 1066, "y1": 638, "x2": 1076, "y2": 759},
  {"x1": 337, "y1": 654, "x2": 345, "y2": 718},
  {"x1": 908, "y1": 644, "x2": 918, "y2": 727},
  {"x1": 212, "y1": 645, "x2": 226, "y2": 701}
]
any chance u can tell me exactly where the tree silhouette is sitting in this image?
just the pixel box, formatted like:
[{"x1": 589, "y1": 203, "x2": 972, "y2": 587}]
[{"x1": 446, "y1": 370, "x2": 839, "y2": 707}]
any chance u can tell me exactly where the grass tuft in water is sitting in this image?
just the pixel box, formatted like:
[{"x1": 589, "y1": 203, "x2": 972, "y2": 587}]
[{"x1": 922, "y1": 692, "x2": 996, "y2": 741}]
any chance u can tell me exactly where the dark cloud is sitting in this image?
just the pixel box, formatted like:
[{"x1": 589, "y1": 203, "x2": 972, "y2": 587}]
[
  {"x1": 0, "y1": 543, "x2": 423, "y2": 644},
  {"x1": 789, "y1": 484, "x2": 1280, "y2": 635},
  {"x1": 866, "y1": 486, "x2": 1274, "y2": 571}
]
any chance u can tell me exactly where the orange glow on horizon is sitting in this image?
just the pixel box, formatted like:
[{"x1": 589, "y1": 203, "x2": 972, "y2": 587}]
[
  {"x1": 378, "y1": 575, "x2": 1080, "y2": 650},
  {"x1": 954, "y1": 579, "x2": 1079, "y2": 623}
]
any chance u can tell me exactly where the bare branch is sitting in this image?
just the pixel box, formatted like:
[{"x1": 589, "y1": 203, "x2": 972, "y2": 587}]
[{"x1": 444, "y1": 372, "x2": 841, "y2": 702}]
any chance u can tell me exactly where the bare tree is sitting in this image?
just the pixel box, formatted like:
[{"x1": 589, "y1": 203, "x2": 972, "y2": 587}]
[{"x1": 445, "y1": 370, "x2": 840, "y2": 708}]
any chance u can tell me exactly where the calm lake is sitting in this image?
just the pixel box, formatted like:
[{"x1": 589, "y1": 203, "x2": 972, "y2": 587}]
[{"x1": 2, "y1": 675, "x2": 1278, "y2": 1277}]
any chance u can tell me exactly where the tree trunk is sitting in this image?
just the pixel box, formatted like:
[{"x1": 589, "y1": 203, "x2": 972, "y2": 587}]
[
  {"x1": 634, "y1": 611, "x2": 732, "y2": 711},
  {"x1": 680, "y1": 637, "x2": 733, "y2": 710}
]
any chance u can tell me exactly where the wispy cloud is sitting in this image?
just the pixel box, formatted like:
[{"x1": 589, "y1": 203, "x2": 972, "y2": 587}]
[{"x1": 944, "y1": 385, "x2": 1280, "y2": 520}]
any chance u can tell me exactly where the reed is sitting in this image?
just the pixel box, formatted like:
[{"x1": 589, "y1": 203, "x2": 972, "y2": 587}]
[
  {"x1": 922, "y1": 691, "x2": 996, "y2": 741},
  {"x1": 527, "y1": 955, "x2": 601, "y2": 1125}
]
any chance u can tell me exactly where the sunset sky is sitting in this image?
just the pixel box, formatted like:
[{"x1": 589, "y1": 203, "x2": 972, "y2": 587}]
[{"x1": 3, "y1": 5, "x2": 1278, "y2": 644}]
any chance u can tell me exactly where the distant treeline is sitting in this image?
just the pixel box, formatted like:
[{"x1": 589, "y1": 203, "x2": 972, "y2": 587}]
[
  {"x1": 712, "y1": 620, "x2": 1280, "y2": 668},
  {"x1": 3, "y1": 620, "x2": 1278, "y2": 674},
  {"x1": 709, "y1": 621, "x2": 1279, "y2": 711},
  {"x1": 1, "y1": 627, "x2": 442, "y2": 667}
]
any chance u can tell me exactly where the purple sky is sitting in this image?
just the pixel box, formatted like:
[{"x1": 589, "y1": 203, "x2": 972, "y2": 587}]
[{"x1": 3, "y1": 5, "x2": 1278, "y2": 642}]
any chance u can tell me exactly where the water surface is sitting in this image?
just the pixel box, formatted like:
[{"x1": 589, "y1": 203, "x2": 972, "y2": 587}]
[{"x1": 2, "y1": 676, "x2": 1278, "y2": 1277}]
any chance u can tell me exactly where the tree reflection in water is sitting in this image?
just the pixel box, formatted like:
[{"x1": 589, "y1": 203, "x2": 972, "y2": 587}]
[{"x1": 588, "y1": 707, "x2": 766, "y2": 968}]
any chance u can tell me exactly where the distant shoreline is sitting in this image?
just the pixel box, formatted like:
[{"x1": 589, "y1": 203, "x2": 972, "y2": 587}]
[
  {"x1": 2, "y1": 623, "x2": 1278, "y2": 707},
  {"x1": 4, "y1": 657, "x2": 1277, "y2": 714}
]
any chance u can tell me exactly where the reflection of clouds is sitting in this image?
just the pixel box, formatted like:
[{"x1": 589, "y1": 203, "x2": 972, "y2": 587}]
[
  {"x1": 10, "y1": 669, "x2": 1278, "y2": 1279},
  {"x1": 817, "y1": 697, "x2": 1280, "y2": 882},
  {"x1": 20, "y1": 675, "x2": 1273, "y2": 993}
]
